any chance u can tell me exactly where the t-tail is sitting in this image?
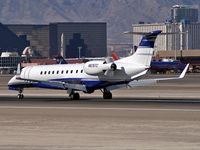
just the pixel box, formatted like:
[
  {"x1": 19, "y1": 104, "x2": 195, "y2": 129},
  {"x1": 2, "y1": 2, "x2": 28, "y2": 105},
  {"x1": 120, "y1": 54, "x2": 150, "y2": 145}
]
[{"x1": 118, "y1": 30, "x2": 162, "y2": 67}]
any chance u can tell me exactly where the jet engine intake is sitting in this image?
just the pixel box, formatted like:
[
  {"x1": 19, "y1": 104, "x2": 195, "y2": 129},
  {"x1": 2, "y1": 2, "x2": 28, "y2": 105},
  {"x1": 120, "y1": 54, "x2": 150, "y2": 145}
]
[{"x1": 83, "y1": 60, "x2": 117, "y2": 75}]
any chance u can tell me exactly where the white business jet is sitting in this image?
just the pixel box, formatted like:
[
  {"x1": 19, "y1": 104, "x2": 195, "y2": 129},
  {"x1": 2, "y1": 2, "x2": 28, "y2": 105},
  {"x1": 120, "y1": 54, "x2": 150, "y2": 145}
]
[{"x1": 8, "y1": 30, "x2": 189, "y2": 100}]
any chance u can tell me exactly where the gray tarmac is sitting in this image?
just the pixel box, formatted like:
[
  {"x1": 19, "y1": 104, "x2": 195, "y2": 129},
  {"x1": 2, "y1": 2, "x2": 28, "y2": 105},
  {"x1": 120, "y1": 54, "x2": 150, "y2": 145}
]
[{"x1": 0, "y1": 74, "x2": 200, "y2": 149}]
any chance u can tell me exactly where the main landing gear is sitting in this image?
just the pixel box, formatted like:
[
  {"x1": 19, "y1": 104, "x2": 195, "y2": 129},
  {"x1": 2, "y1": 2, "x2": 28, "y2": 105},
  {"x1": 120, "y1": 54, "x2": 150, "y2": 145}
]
[
  {"x1": 102, "y1": 89, "x2": 112, "y2": 99},
  {"x1": 69, "y1": 90, "x2": 80, "y2": 100},
  {"x1": 17, "y1": 88, "x2": 24, "y2": 99}
]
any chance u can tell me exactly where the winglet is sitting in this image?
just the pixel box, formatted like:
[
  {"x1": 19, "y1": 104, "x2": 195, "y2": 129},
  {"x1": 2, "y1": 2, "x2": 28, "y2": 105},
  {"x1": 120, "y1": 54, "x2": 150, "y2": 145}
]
[{"x1": 179, "y1": 63, "x2": 189, "y2": 79}]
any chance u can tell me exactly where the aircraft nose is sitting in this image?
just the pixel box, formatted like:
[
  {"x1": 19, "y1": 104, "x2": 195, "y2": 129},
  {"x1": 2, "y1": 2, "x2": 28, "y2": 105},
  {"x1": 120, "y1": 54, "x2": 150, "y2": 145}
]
[{"x1": 8, "y1": 75, "x2": 16, "y2": 86}]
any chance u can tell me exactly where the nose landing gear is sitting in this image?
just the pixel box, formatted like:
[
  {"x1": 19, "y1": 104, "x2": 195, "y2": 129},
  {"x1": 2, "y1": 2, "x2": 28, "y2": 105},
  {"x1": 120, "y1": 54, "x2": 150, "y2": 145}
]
[
  {"x1": 17, "y1": 89, "x2": 24, "y2": 99},
  {"x1": 17, "y1": 94, "x2": 24, "y2": 99}
]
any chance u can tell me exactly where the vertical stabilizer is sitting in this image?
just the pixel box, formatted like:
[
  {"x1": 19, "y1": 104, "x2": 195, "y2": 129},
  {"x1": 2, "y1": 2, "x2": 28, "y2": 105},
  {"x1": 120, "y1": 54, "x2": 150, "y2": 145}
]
[{"x1": 119, "y1": 30, "x2": 162, "y2": 67}]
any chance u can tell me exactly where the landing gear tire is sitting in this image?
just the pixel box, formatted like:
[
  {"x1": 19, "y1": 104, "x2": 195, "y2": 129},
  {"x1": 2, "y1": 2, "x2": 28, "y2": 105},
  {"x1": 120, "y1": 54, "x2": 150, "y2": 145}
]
[
  {"x1": 70, "y1": 93, "x2": 80, "y2": 100},
  {"x1": 17, "y1": 88, "x2": 24, "y2": 100},
  {"x1": 17, "y1": 94, "x2": 24, "y2": 99},
  {"x1": 103, "y1": 91, "x2": 112, "y2": 99}
]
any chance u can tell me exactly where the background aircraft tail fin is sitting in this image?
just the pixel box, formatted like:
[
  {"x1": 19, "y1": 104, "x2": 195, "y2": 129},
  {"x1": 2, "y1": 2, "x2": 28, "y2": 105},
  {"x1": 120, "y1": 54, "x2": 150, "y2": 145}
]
[{"x1": 54, "y1": 54, "x2": 67, "y2": 64}]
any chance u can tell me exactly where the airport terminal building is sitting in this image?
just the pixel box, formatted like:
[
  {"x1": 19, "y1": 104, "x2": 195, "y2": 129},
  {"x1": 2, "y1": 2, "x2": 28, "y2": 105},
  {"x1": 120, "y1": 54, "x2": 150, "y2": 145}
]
[
  {"x1": 132, "y1": 22, "x2": 200, "y2": 51},
  {"x1": 132, "y1": 5, "x2": 200, "y2": 52},
  {"x1": 0, "y1": 22, "x2": 107, "y2": 58}
]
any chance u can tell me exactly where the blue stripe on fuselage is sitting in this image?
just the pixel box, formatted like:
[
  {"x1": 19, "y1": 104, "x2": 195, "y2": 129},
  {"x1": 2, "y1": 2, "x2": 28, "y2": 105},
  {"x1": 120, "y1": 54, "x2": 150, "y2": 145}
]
[
  {"x1": 8, "y1": 78, "x2": 112, "y2": 91},
  {"x1": 8, "y1": 86, "x2": 19, "y2": 91},
  {"x1": 50, "y1": 78, "x2": 106, "y2": 88}
]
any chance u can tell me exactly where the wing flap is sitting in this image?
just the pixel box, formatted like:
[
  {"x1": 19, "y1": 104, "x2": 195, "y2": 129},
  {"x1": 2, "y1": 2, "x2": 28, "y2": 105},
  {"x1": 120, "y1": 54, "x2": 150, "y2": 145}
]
[{"x1": 63, "y1": 82, "x2": 87, "y2": 91}]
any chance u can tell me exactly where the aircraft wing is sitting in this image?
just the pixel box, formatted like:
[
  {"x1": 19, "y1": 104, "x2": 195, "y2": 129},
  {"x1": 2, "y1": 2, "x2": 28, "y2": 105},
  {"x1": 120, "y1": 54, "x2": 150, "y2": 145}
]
[
  {"x1": 40, "y1": 80, "x2": 87, "y2": 91},
  {"x1": 16, "y1": 77, "x2": 87, "y2": 92},
  {"x1": 106, "y1": 64, "x2": 189, "y2": 91},
  {"x1": 63, "y1": 82, "x2": 87, "y2": 91}
]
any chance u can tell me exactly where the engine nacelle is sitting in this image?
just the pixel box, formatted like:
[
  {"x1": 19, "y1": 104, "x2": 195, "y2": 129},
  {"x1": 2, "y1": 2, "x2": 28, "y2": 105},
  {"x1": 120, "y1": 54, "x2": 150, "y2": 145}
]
[{"x1": 83, "y1": 60, "x2": 116, "y2": 75}]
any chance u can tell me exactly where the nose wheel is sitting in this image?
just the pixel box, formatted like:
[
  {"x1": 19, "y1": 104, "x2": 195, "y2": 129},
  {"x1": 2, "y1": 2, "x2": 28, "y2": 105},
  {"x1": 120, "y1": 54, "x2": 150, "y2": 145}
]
[
  {"x1": 18, "y1": 94, "x2": 24, "y2": 99},
  {"x1": 17, "y1": 88, "x2": 24, "y2": 99}
]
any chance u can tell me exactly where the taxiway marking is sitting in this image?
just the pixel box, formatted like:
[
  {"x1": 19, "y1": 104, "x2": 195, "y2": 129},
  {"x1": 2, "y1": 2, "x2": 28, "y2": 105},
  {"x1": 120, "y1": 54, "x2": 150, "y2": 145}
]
[{"x1": 0, "y1": 106, "x2": 199, "y2": 112}]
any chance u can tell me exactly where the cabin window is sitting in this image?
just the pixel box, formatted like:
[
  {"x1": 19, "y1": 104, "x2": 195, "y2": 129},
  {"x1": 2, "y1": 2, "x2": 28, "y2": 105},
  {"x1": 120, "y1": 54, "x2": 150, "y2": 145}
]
[
  {"x1": 48, "y1": 71, "x2": 51, "y2": 74},
  {"x1": 81, "y1": 70, "x2": 83, "y2": 73},
  {"x1": 76, "y1": 70, "x2": 78, "y2": 73},
  {"x1": 40, "y1": 71, "x2": 43, "y2": 75},
  {"x1": 61, "y1": 70, "x2": 64, "y2": 74},
  {"x1": 44, "y1": 71, "x2": 47, "y2": 75},
  {"x1": 57, "y1": 71, "x2": 59, "y2": 74},
  {"x1": 66, "y1": 70, "x2": 68, "y2": 74},
  {"x1": 71, "y1": 70, "x2": 73, "y2": 73},
  {"x1": 52, "y1": 71, "x2": 54, "y2": 74}
]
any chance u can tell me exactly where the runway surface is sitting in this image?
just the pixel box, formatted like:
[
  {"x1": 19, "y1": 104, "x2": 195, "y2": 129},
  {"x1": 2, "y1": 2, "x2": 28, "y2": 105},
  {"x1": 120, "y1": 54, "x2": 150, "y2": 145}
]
[{"x1": 0, "y1": 74, "x2": 200, "y2": 149}]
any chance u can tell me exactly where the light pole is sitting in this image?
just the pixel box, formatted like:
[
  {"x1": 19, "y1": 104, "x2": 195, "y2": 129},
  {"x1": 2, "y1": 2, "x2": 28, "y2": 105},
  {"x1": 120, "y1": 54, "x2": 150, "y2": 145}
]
[{"x1": 78, "y1": 46, "x2": 82, "y2": 58}]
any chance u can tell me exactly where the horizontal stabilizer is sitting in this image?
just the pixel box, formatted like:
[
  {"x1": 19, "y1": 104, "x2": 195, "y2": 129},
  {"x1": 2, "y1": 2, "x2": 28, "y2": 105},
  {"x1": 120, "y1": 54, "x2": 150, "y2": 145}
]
[{"x1": 124, "y1": 31, "x2": 185, "y2": 35}]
